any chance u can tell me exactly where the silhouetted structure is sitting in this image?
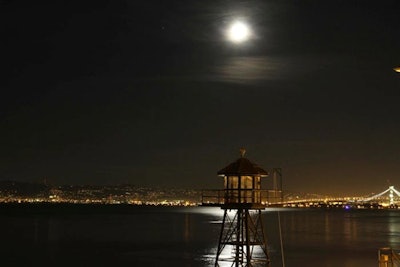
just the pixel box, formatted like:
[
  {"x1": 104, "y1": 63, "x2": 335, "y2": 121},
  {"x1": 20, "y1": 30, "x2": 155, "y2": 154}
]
[{"x1": 204, "y1": 148, "x2": 270, "y2": 267}]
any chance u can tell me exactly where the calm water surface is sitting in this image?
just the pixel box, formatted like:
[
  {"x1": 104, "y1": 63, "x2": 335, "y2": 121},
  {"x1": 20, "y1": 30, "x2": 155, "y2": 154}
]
[{"x1": 1, "y1": 204, "x2": 399, "y2": 267}]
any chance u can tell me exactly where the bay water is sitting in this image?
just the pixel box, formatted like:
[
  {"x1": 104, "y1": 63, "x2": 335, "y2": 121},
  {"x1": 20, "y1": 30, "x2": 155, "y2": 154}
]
[{"x1": 1, "y1": 204, "x2": 399, "y2": 267}]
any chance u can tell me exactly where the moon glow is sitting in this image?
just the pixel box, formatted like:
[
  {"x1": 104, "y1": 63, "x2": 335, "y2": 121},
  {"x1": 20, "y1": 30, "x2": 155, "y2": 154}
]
[{"x1": 227, "y1": 21, "x2": 250, "y2": 43}]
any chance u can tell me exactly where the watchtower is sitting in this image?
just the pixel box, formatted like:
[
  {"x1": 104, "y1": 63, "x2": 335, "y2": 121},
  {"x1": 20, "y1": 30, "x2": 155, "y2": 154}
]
[{"x1": 212, "y1": 148, "x2": 270, "y2": 266}]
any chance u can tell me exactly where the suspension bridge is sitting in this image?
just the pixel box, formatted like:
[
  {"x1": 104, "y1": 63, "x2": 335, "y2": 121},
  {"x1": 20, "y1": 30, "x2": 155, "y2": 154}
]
[{"x1": 281, "y1": 186, "x2": 400, "y2": 208}]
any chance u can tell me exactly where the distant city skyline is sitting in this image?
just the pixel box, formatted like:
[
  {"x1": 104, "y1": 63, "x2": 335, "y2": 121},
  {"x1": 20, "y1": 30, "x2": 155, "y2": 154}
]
[
  {"x1": 0, "y1": 179, "x2": 397, "y2": 200},
  {"x1": 1, "y1": 180, "x2": 400, "y2": 210}
]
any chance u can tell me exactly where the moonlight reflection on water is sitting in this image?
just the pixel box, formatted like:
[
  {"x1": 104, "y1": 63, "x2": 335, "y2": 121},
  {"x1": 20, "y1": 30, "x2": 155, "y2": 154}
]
[{"x1": 0, "y1": 205, "x2": 399, "y2": 266}]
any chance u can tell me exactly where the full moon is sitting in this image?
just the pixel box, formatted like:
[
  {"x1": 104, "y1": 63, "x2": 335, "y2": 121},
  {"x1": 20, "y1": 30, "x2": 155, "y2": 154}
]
[{"x1": 227, "y1": 21, "x2": 250, "y2": 43}]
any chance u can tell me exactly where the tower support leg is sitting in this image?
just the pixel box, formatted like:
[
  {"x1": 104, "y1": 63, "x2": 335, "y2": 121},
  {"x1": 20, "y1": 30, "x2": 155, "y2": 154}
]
[{"x1": 215, "y1": 209, "x2": 270, "y2": 267}]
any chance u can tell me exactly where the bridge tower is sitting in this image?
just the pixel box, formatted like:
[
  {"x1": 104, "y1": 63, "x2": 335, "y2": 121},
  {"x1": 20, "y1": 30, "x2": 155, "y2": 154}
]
[
  {"x1": 389, "y1": 186, "x2": 395, "y2": 206},
  {"x1": 214, "y1": 148, "x2": 270, "y2": 267}
]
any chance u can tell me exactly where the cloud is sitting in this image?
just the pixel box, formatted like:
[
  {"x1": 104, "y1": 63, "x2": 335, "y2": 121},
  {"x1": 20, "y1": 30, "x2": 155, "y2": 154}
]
[{"x1": 209, "y1": 56, "x2": 282, "y2": 84}]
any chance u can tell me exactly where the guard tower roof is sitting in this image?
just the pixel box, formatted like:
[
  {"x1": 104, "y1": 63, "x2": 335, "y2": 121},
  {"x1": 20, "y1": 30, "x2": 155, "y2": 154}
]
[{"x1": 217, "y1": 157, "x2": 268, "y2": 176}]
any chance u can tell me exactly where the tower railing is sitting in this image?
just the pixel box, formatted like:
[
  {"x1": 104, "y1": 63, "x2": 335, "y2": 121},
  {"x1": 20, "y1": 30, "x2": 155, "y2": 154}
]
[{"x1": 201, "y1": 189, "x2": 283, "y2": 206}]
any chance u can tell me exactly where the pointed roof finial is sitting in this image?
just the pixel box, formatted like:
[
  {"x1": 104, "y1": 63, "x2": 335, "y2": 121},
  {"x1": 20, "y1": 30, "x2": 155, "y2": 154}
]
[{"x1": 240, "y1": 148, "x2": 246, "y2": 158}]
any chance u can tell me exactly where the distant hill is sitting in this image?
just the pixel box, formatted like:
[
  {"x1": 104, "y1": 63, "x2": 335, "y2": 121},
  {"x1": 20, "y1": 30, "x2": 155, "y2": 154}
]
[{"x1": 0, "y1": 180, "x2": 49, "y2": 197}]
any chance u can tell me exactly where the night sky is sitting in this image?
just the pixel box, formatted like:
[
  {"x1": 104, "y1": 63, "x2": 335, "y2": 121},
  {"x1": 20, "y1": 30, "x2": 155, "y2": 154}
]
[{"x1": 2, "y1": 1, "x2": 400, "y2": 195}]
